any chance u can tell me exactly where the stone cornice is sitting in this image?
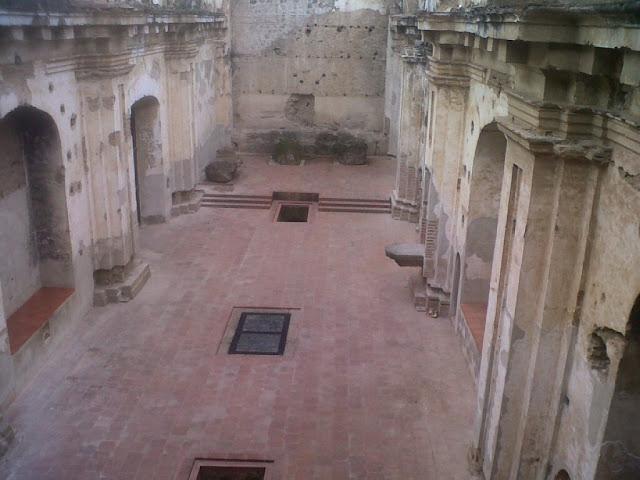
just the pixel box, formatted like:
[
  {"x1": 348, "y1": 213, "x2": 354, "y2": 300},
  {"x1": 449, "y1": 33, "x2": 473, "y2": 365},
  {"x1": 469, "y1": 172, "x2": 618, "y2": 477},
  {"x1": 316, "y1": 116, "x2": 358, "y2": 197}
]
[
  {"x1": 497, "y1": 116, "x2": 612, "y2": 165},
  {"x1": 0, "y1": 9, "x2": 226, "y2": 29},
  {"x1": 45, "y1": 37, "x2": 205, "y2": 79},
  {"x1": 415, "y1": 8, "x2": 640, "y2": 51}
]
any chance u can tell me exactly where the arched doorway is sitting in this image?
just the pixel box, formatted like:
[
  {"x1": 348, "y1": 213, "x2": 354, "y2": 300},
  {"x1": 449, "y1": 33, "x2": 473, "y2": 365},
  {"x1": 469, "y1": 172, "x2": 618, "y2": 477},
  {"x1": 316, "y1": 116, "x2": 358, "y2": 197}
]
[
  {"x1": 459, "y1": 122, "x2": 507, "y2": 356},
  {"x1": 0, "y1": 106, "x2": 73, "y2": 317},
  {"x1": 596, "y1": 295, "x2": 640, "y2": 479},
  {"x1": 130, "y1": 96, "x2": 166, "y2": 225}
]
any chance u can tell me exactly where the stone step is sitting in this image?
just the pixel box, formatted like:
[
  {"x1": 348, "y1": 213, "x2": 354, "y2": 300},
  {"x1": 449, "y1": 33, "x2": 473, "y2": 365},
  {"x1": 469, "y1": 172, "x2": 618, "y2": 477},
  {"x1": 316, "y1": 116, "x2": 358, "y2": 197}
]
[
  {"x1": 201, "y1": 201, "x2": 272, "y2": 210},
  {"x1": 202, "y1": 198, "x2": 272, "y2": 205},
  {"x1": 202, "y1": 193, "x2": 272, "y2": 201},
  {"x1": 319, "y1": 206, "x2": 391, "y2": 214},
  {"x1": 320, "y1": 197, "x2": 390, "y2": 204},
  {"x1": 320, "y1": 200, "x2": 390, "y2": 208}
]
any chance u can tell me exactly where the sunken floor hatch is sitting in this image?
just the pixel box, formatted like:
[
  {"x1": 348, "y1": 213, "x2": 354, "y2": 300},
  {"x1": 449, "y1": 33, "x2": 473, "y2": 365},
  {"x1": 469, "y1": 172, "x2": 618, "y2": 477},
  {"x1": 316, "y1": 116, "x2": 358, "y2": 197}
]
[
  {"x1": 194, "y1": 466, "x2": 265, "y2": 480},
  {"x1": 189, "y1": 459, "x2": 272, "y2": 480},
  {"x1": 228, "y1": 312, "x2": 291, "y2": 355},
  {"x1": 277, "y1": 204, "x2": 309, "y2": 222}
]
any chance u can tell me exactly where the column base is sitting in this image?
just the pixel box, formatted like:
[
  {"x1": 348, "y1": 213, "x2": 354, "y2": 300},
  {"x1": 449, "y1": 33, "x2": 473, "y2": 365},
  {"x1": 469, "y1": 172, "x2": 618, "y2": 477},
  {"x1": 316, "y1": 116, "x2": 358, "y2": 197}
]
[
  {"x1": 391, "y1": 190, "x2": 420, "y2": 223},
  {"x1": 171, "y1": 189, "x2": 203, "y2": 217},
  {"x1": 409, "y1": 273, "x2": 427, "y2": 312},
  {"x1": 94, "y1": 260, "x2": 151, "y2": 306},
  {"x1": 426, "y1": 284, "x2": 450, "y2": 318}
]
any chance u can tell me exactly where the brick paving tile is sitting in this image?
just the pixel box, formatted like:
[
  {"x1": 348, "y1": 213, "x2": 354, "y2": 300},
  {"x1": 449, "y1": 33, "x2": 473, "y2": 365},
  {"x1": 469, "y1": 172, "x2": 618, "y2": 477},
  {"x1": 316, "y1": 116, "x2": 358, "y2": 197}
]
[{"x1": 0, "y1": 157, "x2": 475, "y2": 480}]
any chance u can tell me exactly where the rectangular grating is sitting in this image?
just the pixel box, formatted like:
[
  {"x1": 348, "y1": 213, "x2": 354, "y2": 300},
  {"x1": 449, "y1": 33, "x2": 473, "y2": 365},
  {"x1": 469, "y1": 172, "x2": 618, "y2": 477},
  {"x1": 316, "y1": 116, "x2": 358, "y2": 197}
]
[{"x1": 229, "y1": 312, "x2": 291, "y2": 355}]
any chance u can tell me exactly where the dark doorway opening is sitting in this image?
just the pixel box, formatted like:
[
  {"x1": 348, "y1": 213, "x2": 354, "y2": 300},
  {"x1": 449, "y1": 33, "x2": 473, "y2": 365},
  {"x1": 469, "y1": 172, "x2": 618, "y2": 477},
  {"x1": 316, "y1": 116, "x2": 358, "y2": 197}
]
[
  {"x1": 130, "y1": 96, "x2": 165, "y2": 225},
  {"x1": 277, "y1": 204, "x2": 309, "y2": 223}
]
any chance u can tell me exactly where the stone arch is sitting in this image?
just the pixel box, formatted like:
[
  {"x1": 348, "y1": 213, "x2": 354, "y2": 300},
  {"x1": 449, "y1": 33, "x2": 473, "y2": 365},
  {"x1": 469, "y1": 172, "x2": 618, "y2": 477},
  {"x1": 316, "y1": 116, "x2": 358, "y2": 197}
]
[
  {"x1": 595, "y1": 294, "x2": 640, "y2": 479},
  {"x1": 130, "y1": 96, "x2": 166, "y2": 225},
  {"x1": 459, "y1": 122, "x2": 507, "y2": 353},
  {"x1": 555, "y1": 469, "x2": 571, "y2": 480},
  {"x1": 0, "y1": 106, "x2": 73, "y2": 317}
]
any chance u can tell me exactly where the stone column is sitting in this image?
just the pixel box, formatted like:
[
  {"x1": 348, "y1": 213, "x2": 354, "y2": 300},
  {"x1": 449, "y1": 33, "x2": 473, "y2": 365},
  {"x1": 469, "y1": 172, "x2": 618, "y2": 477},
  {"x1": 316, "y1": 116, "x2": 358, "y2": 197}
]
[
  {"x1": 422, "y1": 54, "x2": 469, "y2": 315},
  {"x1": 472, "y1": 120, "x2": 611, "y2": 480},
  {"x1": 79, "y1": 60, "x2": 150, "y2": 305},
  {"x1": 392, "y1": 56, "x2": 427, "y2": 223},
  {"x1": 166, "y1": 38, "x2": 200, "y2": 216},
  {"x1": 81, "y1": 79, "x2": 136, "y2": 273}
]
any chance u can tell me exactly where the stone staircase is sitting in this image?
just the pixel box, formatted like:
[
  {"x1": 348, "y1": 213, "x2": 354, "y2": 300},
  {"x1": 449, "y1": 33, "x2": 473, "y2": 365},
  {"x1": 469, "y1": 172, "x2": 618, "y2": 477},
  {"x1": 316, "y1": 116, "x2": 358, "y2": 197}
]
[
  {"x1": 201, "y1": 193, "x2": 272, "y2": 210},
  {"x1": 319, "y1": 197, "x2": 391, "y2": 214},
  {"x1": 201, "y1": 192, "x2": 391, "y2": 214}
]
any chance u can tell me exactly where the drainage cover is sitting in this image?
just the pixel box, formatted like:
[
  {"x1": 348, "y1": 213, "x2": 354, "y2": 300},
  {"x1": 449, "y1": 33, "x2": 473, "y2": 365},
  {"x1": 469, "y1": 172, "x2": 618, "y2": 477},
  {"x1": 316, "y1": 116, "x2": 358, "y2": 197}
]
[
  {"x1": 195, "y1": 466, "x2": 266, "y2": 480},
  {"x1": 229, "y1": 312, "x2": 291, "y2": 355},
  {"x1": 277, "y1": 204, "x2": 309, "y2": 223}
]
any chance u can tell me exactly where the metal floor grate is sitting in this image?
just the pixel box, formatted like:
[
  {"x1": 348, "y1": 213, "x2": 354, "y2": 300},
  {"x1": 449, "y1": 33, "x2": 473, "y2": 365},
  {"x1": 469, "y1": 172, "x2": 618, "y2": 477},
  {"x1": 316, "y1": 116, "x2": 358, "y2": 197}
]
[{"x1": 228, "y1": 312, "x2": 291, "y2": 355}]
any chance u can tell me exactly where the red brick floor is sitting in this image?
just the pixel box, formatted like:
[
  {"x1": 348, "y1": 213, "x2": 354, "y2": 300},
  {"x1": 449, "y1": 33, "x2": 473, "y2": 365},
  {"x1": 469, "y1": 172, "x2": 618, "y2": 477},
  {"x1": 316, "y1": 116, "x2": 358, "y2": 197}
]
[
  {"x1": 0, "y1": 159, "x2": 475, "y2": 480},
  {"x1": 202, "y1": 154, "x2": 395, "y2": 199}
]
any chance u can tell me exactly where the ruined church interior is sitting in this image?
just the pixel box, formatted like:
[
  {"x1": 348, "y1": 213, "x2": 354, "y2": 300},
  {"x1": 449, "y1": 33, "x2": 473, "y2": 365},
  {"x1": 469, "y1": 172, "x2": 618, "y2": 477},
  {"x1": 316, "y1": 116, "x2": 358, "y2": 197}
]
[{"x1": 0, "y1": 0, "x2": 639, "y2": 479}]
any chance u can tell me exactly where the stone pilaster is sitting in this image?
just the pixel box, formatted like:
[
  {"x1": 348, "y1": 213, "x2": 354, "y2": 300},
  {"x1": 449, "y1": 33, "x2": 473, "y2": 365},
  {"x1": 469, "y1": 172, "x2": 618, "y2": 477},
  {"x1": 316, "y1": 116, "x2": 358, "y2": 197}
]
[
  {"x1": 421, "y1": 54, "x2": 469, "y2": 315},
  {"x1": 472, "y1": 120, "x2": 611, "y2": 480},
  {"x1": 390, "y1": 16, "x2": 427, "y2": 223},
  {"x1": 80, "y1": 78, "x2": 136, "y2": 273}
]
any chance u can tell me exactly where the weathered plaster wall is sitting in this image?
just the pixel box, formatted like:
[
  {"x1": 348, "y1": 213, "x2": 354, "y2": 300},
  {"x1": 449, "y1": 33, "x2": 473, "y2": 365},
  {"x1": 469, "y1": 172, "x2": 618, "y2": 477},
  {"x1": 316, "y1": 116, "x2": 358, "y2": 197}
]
[
  {"x1": 0, "y1": 5, "x2": 231, "y2": 409},
  {"x1": 0, "y1": 122, "x2": 40, "y2": 318},
  {"x1": 549, "y1": 159, "x2": 640, "y2": 480},
  {"x1": 231, "y1": 0, "x2": 396, "y2": 154}
]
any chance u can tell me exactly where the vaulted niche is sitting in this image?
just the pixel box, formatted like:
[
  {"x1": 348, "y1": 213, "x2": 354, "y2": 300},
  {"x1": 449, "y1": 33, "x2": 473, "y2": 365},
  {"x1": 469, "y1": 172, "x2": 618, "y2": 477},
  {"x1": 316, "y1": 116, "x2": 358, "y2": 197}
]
[
  {"x1": 0, "y1": 106, "x2": 74, "y2": 350},
  {"x1": 596, "y1": 295, "x2": 640, "y2": 479},
  {"x1": 459, "y1": 122, "x2": 506, "y2": 355},
  {"x1": 131, "y1": 96, "x2": 165, "y2": 225}
]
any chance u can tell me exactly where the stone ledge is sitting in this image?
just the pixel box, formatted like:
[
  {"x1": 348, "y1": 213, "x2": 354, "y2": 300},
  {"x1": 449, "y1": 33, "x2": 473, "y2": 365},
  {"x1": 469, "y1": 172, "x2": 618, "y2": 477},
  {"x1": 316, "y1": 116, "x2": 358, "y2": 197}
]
[{"x1": 385, "y1": 243, "x2": 424, "y2": 267}]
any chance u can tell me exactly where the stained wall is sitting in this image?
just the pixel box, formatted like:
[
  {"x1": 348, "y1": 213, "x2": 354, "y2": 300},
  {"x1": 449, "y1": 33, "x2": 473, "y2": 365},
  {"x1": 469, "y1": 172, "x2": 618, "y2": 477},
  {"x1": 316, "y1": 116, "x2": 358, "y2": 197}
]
[{"x1": 230, "y1": 0, "x2": 398, "y2": 154}]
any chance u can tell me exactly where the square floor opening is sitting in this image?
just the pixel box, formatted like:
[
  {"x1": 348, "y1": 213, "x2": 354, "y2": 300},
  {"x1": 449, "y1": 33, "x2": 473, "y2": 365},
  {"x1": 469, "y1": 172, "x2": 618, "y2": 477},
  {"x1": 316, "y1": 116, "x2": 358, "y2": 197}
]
[
  {"x1": 194, "y1": 466, "x2": 265, "y2": 480},
  {"x1": 277, "y1": 204, "x2": 309, "y2": 223},
  {"x1": 228, "y1": 312, "x2": 291, "y2": 355}
]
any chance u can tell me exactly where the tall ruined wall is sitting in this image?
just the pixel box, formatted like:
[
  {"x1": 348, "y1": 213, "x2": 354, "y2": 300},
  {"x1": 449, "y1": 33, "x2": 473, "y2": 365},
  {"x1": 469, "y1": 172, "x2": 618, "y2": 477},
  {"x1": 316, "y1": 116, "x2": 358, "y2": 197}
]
[
  {"x1": 388, "y1": 7, "x2": 640, "y2": 479},
  {"x1": 230, "y1": 0, "x2": 398, "y2": 155},
  {"x1": 0, "y1": 5, "x2": 231, "y2": 409}
]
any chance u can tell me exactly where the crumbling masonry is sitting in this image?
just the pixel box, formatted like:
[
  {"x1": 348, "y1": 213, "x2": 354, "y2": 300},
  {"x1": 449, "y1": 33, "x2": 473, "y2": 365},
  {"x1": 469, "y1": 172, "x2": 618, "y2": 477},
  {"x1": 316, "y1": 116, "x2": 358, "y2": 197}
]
[{"x1": 0, "y1": 1, "x2": 639, "y2": 479}]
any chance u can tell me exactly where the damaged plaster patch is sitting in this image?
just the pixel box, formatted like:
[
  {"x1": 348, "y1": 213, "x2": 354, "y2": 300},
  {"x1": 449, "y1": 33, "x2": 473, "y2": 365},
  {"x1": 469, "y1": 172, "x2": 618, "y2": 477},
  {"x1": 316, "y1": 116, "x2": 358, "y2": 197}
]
[
  {"x1": 285, "y1": 94, "x2": 315, "y2": 126},
  {"x1": 587, "y1": 327, "x2": 626, "y2": 371},
  {"x1": 465, "y1": 253, "x2": 492, "y2": 280},
  {"x1": 619, "y1": 166, "x2": 640, "y2": 191}
]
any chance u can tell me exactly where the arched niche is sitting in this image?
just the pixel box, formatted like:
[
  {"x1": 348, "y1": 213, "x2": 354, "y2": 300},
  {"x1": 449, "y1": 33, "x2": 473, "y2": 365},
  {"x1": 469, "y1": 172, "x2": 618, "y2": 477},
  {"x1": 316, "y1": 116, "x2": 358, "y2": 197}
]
[
  {"x1": 459, "y1": 122, "x2": 507, "y2": 352},
  {"x1": 595, "y1": 295, "x2": 640, "y2": 479},
  {"x1": 130, "y1": 96, "x2": 166, "y2": 225},
  {"x1": 0, "y1": 106, "x2": 74, "y2": 317}
]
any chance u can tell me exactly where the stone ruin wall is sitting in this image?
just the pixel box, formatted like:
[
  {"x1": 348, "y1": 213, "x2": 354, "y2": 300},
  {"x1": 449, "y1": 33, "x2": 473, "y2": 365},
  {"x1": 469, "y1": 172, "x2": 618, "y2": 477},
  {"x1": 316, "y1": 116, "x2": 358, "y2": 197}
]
[
  {"x1": 230, "y1": 0, "x2": 400, "y2": 156},
  {"x1": 0, "y1": 2, "x2": 232, "y2": 407}
]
